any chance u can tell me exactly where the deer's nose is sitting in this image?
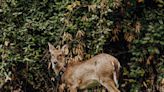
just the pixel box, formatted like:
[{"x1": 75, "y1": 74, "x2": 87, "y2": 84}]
[{"x1": 51, "y1": 61, "x2": 57, "y2": 69}]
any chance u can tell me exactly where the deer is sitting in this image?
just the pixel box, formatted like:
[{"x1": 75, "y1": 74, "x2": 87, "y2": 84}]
[{"x1": 48, "y1": 43, "x2": 121, "y2": 92}]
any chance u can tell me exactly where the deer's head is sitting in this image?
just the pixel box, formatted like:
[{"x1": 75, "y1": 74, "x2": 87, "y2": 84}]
[{"x1": 48, "y1": 43, "x2": 69, "y2": 75}]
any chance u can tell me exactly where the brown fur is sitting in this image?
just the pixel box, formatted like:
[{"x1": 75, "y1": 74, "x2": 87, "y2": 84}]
[{"x1": 48, "y1": 43, "x2": 121, "y2": 92}]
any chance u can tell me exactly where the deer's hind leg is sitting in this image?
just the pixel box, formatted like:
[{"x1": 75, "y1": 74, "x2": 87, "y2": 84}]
[{"x1": 100, "y1": 79, "x2": 120, "y2": 92}]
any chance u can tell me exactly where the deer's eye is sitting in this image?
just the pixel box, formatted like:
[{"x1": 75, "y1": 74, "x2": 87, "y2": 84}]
[
  {"x1": 57, "y1": 54, "x2": 63, "y2": 59},
  {"x1": 59, "y1": 54, "x2": 62, "y2": 56}
]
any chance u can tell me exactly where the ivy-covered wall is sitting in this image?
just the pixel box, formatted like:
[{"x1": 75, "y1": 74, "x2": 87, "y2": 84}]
[{"x1": 0, "y1": 0, "x2": 163, "y2": 92}]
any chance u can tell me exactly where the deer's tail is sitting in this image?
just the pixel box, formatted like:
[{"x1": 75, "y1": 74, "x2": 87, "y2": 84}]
[{"x1": 112, "y1": 60, "x2": 121, "y2": 88}]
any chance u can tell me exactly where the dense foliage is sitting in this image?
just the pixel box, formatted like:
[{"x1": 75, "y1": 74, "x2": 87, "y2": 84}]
[{"x1": 0, "y1": 0, "x2": 163, "y2": 92}]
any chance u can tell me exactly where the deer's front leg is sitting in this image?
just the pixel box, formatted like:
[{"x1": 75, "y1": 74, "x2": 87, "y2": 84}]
[
  {"x1": 69, "y1": 86, "x2": 77, "y2": 92},
  {"x1": 59, "y1": 83, "x2": 65, "y2": 92}
]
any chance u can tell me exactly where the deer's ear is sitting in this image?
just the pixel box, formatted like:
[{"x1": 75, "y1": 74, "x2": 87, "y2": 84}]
[
  {"x1": 61, "y1": 44, "x2": 69, "y2": 55},
  {"x1": 48, "y1": 42, "x2": 55, "y2": 53}
]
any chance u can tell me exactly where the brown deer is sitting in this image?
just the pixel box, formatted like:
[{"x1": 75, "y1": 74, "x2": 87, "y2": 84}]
[{"x1": 48, "y1": 43, "x2": 121, "y2": 92}]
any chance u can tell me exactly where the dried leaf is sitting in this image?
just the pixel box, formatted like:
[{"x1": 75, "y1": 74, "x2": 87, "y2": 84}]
[
  {"x1": 88, "y1": 4, "x2": 97, "y2": 12},
  {"x1": 56, "y1": 45, "x2": 61, "y2": 50},
  {"x1": 135, "y1": 21, "x2": 141, "y2": 33},
  {"x1": 159, "y1": 78, "x2": 164, "y2": 92},
  {"x1": 75, "y1": 1, "x2": 80, "y2": 6},
  {"x1": 113, "y1": 0, "x2": 121, "y2": 8},
  {"x1": 76, "y1": 30, "x2": 85, "y2": 39},
  {"x1": 112, "y1": 35, "x2": 119, "y2": 41},
  {"x1": 137, "y1": 0, "x2": 144, "y2": 3},
  {"x1": 100, "y1": 0, "x2": 108, "y2": 9},
  {"x1": 67, "y1": 1, "x2": 81, "y2": 11},
  {"x1": 67, "y1": 5, "x2": 73, "y2": 11},
  {"x1": 146, "y1": 55, "x2": 154, "y2": 65},
  {"x1": 82, "y1": 15, "x2": 88, "y2": 21},
  {"x1": 4, "y1": 41, "x2": 9, "y2": 46},
  {"x1": 113, "y1": 28, "x2": 120, "y2": 35},
  {"x1": 124, "y1": 32, "x2": 135, "y2": 42},
  {"x1": 62, "y1": 32, "x2": 73, "y2": 43}
]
